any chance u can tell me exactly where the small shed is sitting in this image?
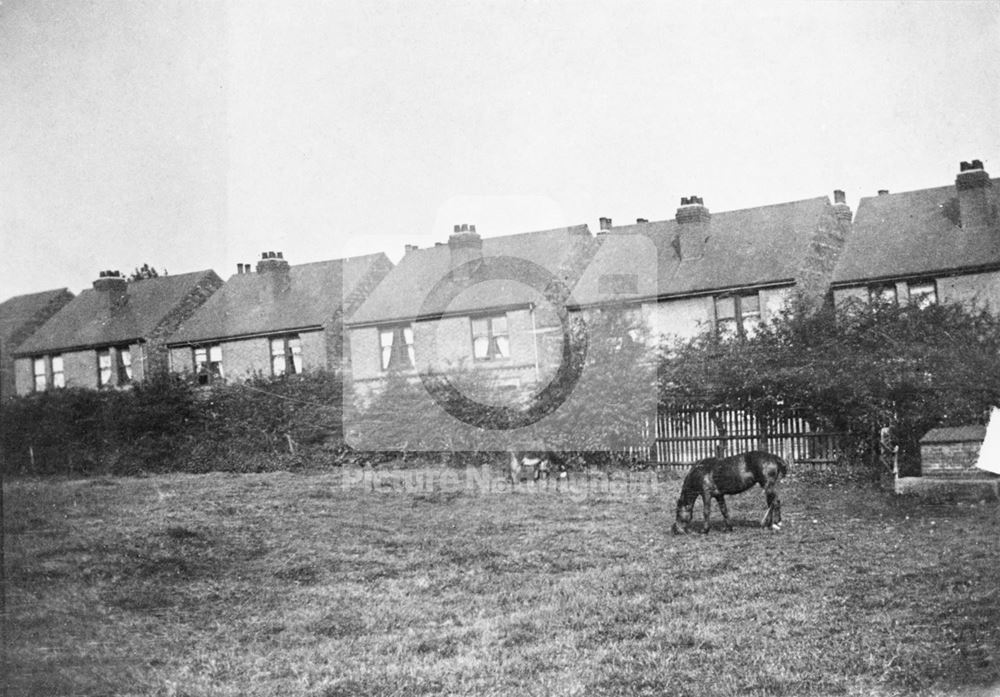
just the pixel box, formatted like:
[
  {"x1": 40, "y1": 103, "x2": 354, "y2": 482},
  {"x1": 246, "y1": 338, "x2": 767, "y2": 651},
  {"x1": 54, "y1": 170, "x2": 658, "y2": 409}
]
[{"x1": 920, "y1": 425, "x2": 990, "y2": 478}]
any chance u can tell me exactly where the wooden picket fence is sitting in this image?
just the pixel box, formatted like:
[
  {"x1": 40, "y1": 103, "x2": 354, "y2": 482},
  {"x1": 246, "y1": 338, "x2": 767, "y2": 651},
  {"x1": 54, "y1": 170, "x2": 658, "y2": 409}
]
[{"x1": 648, "y1": 404, "x2": 847, "y2": 468}]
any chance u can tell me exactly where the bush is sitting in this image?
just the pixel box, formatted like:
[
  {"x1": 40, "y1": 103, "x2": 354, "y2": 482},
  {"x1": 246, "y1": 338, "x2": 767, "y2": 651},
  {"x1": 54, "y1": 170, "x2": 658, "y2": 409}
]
[
  {"x1": 0, "y1": 371, "x2": 347, "y2": 476},
  {"x1": 660, "y1": 296, "x2": 1000, "y2": 476}
]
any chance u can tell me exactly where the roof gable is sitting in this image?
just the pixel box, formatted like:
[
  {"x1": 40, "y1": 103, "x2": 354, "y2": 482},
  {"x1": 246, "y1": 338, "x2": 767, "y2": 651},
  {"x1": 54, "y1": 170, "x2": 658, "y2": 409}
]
[
  {"x1": 15, "y1": 270, "x2": 218, "y2": 355},
  {"x1": 348, "y1": 225, "x2": 593, "y2": 325},
  {"x1": 168, "y1": 253, "x2": 391, "y2": 344},
  {"x1": 833, "y1": 179, "x2": 1000, "y2": 285},
  {"x1": 0, "y1": 288, "x2": 74, "y2": 349}
]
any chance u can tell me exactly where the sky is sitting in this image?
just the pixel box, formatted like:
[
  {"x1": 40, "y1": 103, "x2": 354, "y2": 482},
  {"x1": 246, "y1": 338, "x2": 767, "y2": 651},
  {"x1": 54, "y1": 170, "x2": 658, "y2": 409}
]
[{"x1": 1, "y1": 0, "x2": 999, "y2": 298}]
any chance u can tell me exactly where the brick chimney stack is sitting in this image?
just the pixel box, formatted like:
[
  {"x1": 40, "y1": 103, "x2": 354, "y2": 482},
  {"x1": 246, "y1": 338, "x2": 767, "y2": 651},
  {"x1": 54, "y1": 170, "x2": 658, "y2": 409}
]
[
  {"x1": 598, "y1": 217, "x2": 612, "y2": 234},
  {"x1": 448, "y1": 223, "x2": 483, "y2": 283},
  {"x1": 832, "y1": 189, "x2": 853, "y2": 223},
  {"x1": 676, "y1": 196, "x2": 711, "y2": 224},
  {"x1": 255, "y1": 251, "x2": 291, "y2": 294},
  {"x1": 93, "y1": 270, "x2": 128, "y2": 313},
  {"x1": 956, "y1": 159, "x2": 996, "y2": 228}
]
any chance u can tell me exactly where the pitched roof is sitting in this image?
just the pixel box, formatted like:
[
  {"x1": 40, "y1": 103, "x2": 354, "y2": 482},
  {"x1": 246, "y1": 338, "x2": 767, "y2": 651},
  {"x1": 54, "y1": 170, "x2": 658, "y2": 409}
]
[
  {"x1": 168, "y1": 253, "x2": 390, "y2": 344},
  {"x1": 832, "y1": 178, "x2": 1000, "y2": 285},
  {"x1": 0, "y1": 288, "x2": 73, "y2": 351},
  {"x1": 571, "y1": 197, "x2": 835, "y2": 306},
  {"x1": 921, "y1": 425, "x2": 987, "y2": 444},
  {"x1": 15, "y1": 270, "x2": 219, "y2": 355},
  {"x1": 348, "y1": 226, "x2": 592, "y2": 326}
]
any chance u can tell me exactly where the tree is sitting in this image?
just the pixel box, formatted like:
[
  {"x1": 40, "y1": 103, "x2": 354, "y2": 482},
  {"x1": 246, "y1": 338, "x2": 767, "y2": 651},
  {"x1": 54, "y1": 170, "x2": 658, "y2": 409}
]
[
  {"x1": 659, "y1": 296, "x2": 1000, "y2": 474},
  {"x1": 129, "y1": 263, "x2": 165, "y2": 281}
]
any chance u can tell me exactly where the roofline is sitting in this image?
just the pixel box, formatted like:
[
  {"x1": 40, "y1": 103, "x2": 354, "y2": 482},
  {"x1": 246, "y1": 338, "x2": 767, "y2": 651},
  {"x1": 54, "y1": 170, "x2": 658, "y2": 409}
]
[
  {"x1": 346, "y1": 301, "x2": 535, "y2": 329},
  {"x1": 14, "y1": 338, "x2": 145, "y2": 358},
  {"x1": 566, "y1": 279, "x2": 796, "y2": 311},
  {"x1": 831, "y1": 261, "x2": 1000, "y2": 289},
  {"x1": 166, "y1": 324, "x2": 326, "y2": 347},
  {"x1": 605, "y1": 196, "x2": 830, "y2": 232}
]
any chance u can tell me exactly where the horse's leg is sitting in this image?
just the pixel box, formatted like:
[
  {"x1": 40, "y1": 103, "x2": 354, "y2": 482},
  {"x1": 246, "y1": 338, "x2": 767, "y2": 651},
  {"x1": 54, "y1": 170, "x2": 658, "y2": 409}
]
[
  {"x1": 714, "y1": 494, "x2": 733, "y2": 532},
  {"x1": 700, "y1": 490, "x2": 713, "y2": 534}
]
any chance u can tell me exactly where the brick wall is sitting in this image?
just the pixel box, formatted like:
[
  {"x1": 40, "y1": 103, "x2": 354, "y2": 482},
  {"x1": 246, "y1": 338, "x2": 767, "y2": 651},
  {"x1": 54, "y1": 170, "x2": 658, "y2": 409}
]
[{"x1": 922, "y1": 441, "x2": 984, "y2": 478}]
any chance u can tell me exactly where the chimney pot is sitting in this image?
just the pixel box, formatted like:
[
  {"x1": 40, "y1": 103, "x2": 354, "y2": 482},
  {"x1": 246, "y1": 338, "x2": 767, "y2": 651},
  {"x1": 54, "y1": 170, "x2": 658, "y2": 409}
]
[
  {"x1": 972, "y1": 159, "x2": 984, "y2": 170},
  {"x1": 878, "y1": 189, "x2": 889, "y2": 196},
  {"x1": 454, "y1": 224, "x2": 461, "y2": 233},
  {"x1": 599, "y1": 217, "x2": 612, "y2": 231},
  {"x1": 636, "y1": 218, "x2": 648, "y2": 224},
  {"x1": 676, "y1": 196, "x2": 711, "y2": 224},
  {"x1": 276, "y1": 251, "x2": 283, "y2": 259},
  {"x1": 834, "y1": 190, "x2": 846, "y2": 204},
  {"x1": 237, "y1": 264, "x2": 243, "y2": 274},
  {"x1": 469, "y1": 224, "x2": 476, "y2": 233},
  {"x1": 261, "y1": 251, "x2": 268, "y2": 259}
]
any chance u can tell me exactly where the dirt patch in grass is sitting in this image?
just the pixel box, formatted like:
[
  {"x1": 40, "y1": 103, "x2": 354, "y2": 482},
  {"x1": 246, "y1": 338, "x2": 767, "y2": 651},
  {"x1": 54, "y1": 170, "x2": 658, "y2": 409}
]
[{"x1": 3, "y1": 470, "x2": 999, "y2": 696}]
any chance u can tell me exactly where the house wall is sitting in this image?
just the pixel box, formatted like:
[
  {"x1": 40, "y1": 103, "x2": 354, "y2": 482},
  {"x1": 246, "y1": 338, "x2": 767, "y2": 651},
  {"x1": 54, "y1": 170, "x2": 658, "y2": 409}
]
[
  {"x1": 13, "y1": 358, "x2": 33, "y2": 396},
  {"x1": 938, "y1": 270, "x2": 1000, "y2": 310},
  {"x1": 347, "y1": 307, "x2": 557, "y2": 398},
  {"x1": 834, "y1": 269, "x2": 1000, "y2": 310},
  {"x1": 0, "y1": 290, "x2": 74, "y2": 401},
  {"x1": 921, "y1": 441, "x2": 984, "y2": 478},
  {"x1": 63, "y1": 349, "x2": 99, "y2": 390},
  {"x1": 220, "y1": 337, "x2": 272, "y2": 379},
  {"x1": 644, "y1": 296, "x2": 713, "y2": 342}
]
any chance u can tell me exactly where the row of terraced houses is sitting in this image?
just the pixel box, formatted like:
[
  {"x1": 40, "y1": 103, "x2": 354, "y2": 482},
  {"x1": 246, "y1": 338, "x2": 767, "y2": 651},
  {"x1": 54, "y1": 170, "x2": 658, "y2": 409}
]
[{"x1": 2, "y1": 159, "x2": 998, "y2": 404}]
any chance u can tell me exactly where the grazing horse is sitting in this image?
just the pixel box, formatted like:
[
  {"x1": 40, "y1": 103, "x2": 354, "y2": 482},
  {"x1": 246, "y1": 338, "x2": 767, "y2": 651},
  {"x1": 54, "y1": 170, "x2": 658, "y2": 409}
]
[
  {"x1": 508, "y1": 451, "x2": 569, "y2": 485},
  {"x1": 672, "y1": 451, "x2": 787, "y2": 534}
]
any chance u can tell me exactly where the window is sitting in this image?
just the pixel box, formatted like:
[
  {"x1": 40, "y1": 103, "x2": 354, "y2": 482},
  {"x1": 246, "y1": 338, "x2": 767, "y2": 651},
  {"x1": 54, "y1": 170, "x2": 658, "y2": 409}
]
[
  {"x1": 868, "y1": 284, "x2": 898, "y2": 305},
  {"x1": 908, "y1": 281, "x2": 937, "y2": 309},
  {"x1": 51, "y1": 355, "x2": 65, "y2": 388},
  {"x1": 471, "y1": 314, "x2": 510, "y2": 360},
  {"x1": 379, "y1": 325, "x2": 415, "y2": 370},
  {"x1": 117, "y1": 347, "x2": 132, "y2": 384},
  {"x1": 194, "y1": 345, "x2": 223, "y2": 385},
  {"x1": 270, "y1": 335, "x2": 302, "y2": 376},
  {"x1": 715, "y1": 292, "x2": 761, "y2": 339},
  {"x1": 33, "y1": 357, "x2": 47, "y2": 392},
  {"x1": 98, "y1": 349, "x2": 112, "y2": 387}
]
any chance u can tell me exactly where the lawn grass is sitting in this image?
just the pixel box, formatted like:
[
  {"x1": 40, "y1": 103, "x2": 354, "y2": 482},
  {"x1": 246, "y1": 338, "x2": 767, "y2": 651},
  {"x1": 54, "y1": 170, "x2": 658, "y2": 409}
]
[{"x1": 2, "y1": 465, "x2": 999, "y2": 696}]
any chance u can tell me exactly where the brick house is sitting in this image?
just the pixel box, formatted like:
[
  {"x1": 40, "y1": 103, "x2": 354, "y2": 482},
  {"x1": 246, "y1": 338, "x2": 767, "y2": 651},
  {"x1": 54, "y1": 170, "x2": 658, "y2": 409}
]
[
  {"x1": 570, "y1": 192, "x2": 853, "y2": 342},
  {"x1": 13, "y1": 269, "x2": 222, "y2": 394},
  {"x1": 345, "y1": 224, "x2": 595, "y2": 399},
  {"x1": 0, "y1": 288, "x2": 75, "y2": 400},
  {"x1": 166, "y1": 252, "x2": 392, "y2": 383},
  {"x1": 831, "y1": 159, "x2": 1000, "y2": 308}
]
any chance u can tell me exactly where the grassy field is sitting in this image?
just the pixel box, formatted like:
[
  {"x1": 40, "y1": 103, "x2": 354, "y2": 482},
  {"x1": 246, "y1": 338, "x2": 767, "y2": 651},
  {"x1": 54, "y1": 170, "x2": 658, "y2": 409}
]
[{"x1": 2, "y1": 465, "x2": 999, "y2": 697}]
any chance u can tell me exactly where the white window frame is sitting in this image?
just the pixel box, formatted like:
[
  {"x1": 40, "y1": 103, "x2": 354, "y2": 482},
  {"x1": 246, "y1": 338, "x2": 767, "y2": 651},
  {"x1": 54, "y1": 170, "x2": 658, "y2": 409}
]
[
  {"x1": 379, "y1": 325, "x2": 415, "y2": 371},
  {"x1": 33, "y1": 357, "x2": 47, "y2": 392},
  {"x1": 715, "y1": 292, "x2": 761, "y2": 339},
  {"x1": 270, "y1": 335, "x2": 303, "y2": 376},
  {"x1": 194, "y1": 344, "x2": 224, "y2": 385},
  {"x1": 51, "y1": 355, "x2": 65, "y2": 388},
  {"x1": 471, "y1": 314, "x2": 510, "y2": 361}
]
